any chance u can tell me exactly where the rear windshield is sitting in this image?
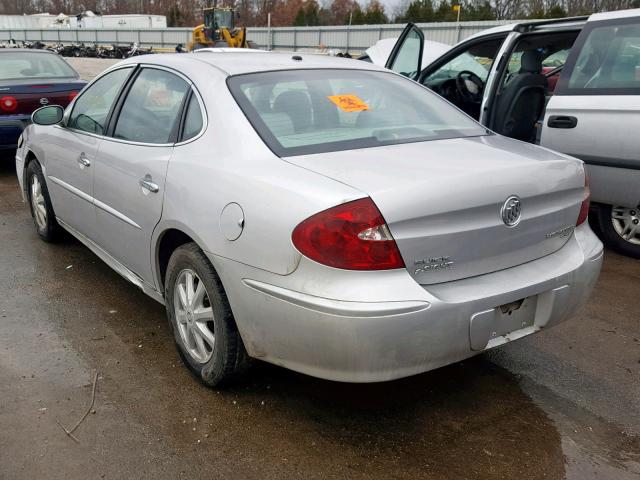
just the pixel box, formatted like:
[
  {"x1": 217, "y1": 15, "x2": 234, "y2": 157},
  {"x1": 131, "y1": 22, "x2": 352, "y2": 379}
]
[
  {"x1": 227, "y1": 69, "x2": 487, "y2": 156},
  {"x1": 0, "y1": 52, "x2": 77, "y2": 81}
]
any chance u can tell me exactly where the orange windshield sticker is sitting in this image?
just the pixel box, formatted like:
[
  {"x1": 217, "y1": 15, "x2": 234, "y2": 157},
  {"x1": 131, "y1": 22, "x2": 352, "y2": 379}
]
[{"x1": 327, "y1": 94, "x2": 370, "y2": 112}]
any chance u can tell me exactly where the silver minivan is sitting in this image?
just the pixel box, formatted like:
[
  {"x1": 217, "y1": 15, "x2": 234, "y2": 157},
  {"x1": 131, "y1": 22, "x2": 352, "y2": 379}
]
[{"x1": 388, "y1": 9, "x2": 640, "y2": 257}]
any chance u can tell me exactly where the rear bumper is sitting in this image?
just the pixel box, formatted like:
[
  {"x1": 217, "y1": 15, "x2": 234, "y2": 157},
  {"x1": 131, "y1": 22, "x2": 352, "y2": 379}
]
[
  {"x1": 0, "y1": 115, "x2": 30, "y2": 150},
  {"x1": 212, "y1": 223, "x2": 603, "y2": 383}
]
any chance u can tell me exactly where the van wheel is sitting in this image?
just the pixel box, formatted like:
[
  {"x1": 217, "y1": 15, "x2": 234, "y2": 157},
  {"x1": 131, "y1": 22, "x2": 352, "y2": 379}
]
[
  {"x1": 165, "y1": 243, "x2": 250, "y2": 387},
  {"x1": 594, "y1": 204, "x2": 640, "y2": 259},
  {"x1": 26, "y1": 160, "x2": 62, "y2": 242}
]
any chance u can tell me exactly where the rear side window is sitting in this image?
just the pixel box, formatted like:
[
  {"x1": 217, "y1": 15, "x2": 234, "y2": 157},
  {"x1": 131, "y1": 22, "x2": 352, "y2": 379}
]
[
  {"x1": 69, "y1": 67, "x2": 132, "y2": 135},
  {"x1": 558, "y1": 18, "x2": 640, "y2": 94},
  {"x1": 113, "y1": 68, "x2": 189, "y2": 144},
  {"x1": 228, "y1": 69, "x2": 487, "y2": 157},
  {"x1": 181, "y1": 94, "x2": 203, "y2": 141},
  {"x1": 0, "y1": 52, "x2": 77, "y2": 80}
]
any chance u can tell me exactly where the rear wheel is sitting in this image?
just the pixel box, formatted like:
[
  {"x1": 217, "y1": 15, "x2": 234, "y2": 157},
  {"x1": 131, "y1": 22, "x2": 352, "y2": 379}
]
[
  {"x1": 165, "y1": 243, "x2": 250, "y2": 387},
  {"x1": 26, "y1": 160, "x2": 62, "y2": 242},
  {"x1": 593, "y1": 204, "x2": 640, "y2": 258}
]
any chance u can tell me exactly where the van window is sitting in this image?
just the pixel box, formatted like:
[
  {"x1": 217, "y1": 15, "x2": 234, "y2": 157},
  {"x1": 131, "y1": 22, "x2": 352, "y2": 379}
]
[{"x1": 567, "y1": 21, "x2": 640, "y2": 91}]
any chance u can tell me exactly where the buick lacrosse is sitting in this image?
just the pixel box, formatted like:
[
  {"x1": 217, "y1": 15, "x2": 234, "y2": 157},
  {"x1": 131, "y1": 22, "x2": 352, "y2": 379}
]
[{"x1": 16, "y1": 52, "x2": 603, "y2": 386}]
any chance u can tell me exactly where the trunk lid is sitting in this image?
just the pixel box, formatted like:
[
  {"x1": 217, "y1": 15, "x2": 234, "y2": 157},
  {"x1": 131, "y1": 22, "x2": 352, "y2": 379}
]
[
  {"x1": 0, "y1": 80, "x2": 86, "y2": 115},
  {"x1": 286, "y1": 134, "x2": 585, "y2": 284}
]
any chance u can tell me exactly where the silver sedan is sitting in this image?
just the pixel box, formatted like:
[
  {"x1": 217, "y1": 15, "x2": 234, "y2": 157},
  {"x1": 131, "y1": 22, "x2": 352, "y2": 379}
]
[{"x1": 15, "y1": 52, "x2": 603, "y2": 386}]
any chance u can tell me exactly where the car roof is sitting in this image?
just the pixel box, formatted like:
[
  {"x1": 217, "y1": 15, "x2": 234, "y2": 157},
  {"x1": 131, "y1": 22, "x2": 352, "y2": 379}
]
[
  {"x1": 460, "y1": 8, "x2": 640, "y2": 44},
  {"x1": 123, "y1": 51, "x2": 388, "y2": 76},
  {"x1": 193, "y1": 48, "x2": 268, "y2": 53},
  {"x1": 0, "y1": 48, "x2": 58, "y2": 54},
  {"x1": 462, "y1": 15, "x2": 593, "y2": 43},
  {"x1": 590, "y1": 7, "x2": 640, "y2": 21}
]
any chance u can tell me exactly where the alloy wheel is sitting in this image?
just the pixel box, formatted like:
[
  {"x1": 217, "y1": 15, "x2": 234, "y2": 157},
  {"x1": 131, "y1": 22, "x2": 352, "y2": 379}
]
[
  {"x1": 173, "y1": 269, "x2": 215, "y2": 364},
  {"x1": 30, "y1": 175, "x2": 47, "y2": 231},
  {"x1": 611, "y1": 206, "x2": 640, "y2": 245}
]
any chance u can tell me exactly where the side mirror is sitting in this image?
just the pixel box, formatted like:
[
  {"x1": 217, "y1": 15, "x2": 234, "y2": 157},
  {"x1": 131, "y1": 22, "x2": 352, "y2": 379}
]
[{"x1": 31, "y1": 105, "x2": 64, "y2": 126}]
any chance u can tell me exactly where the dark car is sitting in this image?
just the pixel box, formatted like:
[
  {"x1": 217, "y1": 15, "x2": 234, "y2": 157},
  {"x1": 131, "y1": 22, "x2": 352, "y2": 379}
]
[{"x1": 0, "y1": 49, "x2": 86, "y2": 156}]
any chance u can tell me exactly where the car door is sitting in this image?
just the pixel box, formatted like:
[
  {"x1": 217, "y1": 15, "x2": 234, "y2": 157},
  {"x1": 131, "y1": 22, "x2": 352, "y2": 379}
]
[
  {"x1": 92, "y1": 66, "x2": 192, "y2": 286},
  {"x1": 385, "y1": 23, "x2": 424, "y2": 80},
  {"x1": 43, "y1": 66, "x2": 133, "y2": 240},
  {"x1": 541, "y1": 14, "x2": 640, "y2": 209}
]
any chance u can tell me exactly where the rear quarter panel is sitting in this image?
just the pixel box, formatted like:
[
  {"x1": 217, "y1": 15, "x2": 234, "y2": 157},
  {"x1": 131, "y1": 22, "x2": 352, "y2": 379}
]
[{"x1": 153, "y1": 72, "x2": 364, "y2": 281}]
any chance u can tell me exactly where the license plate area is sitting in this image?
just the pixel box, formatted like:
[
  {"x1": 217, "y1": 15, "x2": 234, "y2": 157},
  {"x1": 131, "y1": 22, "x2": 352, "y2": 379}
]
[{"x1": 469, "y1": 296, "x2": 537, "y2": 351}]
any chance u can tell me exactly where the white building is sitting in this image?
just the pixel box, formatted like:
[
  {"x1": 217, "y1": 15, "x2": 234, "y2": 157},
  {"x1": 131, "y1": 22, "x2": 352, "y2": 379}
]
[{"x1": 0, "y1": 12, "x2": 167, "y2": 29}]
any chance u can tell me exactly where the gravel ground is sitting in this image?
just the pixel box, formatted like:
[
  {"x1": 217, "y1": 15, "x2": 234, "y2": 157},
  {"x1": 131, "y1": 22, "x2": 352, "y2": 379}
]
[{"x1": 65, "y1": 57, "x2": 121, "y2": 81}]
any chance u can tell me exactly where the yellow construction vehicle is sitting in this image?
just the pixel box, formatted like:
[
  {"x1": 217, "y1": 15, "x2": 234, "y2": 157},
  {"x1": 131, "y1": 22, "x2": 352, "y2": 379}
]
[{"x1": 189, "y1": 7, "x2": 249, "y2": 51}]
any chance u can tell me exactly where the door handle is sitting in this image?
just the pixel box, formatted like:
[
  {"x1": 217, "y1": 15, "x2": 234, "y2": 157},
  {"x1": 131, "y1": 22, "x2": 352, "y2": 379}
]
[
  {"x1": 139, "y1": 174, "x2": 159, "y2": 193},
  {"x1": 77, "y1": 152, "x2": 91, "y2": 167},
  {"x1": 547, "y1": 115, "x2": 578, "y2": 129}
]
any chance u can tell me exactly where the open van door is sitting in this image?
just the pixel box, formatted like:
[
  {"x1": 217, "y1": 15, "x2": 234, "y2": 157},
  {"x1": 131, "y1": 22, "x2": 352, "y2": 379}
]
[{"x1": 385, "y1": 23, "x2": 424, "y2": 80}]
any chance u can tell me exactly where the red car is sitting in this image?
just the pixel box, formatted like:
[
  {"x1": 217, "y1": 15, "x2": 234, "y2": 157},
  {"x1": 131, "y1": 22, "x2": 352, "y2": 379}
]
[{"x1": 0, "y1": 49, "x2": 86, "y2": 156}]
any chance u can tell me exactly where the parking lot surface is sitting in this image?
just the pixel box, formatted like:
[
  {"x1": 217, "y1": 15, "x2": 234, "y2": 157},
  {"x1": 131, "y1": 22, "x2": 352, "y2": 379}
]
[{"x1": 1, "y1": 59, "x2": 639, "y2": 480}]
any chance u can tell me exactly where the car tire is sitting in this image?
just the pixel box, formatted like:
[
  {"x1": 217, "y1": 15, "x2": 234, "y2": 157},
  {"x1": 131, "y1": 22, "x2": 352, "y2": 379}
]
[
  {"x1": 593, "y1": 204, "x2": 640, "y2": 259},
  {"x1": 26, "y1": 160, "x2": 62, "y2": 243},
  {"x1": 165, "y1": 242, "x2": 250, "y2": 387}
]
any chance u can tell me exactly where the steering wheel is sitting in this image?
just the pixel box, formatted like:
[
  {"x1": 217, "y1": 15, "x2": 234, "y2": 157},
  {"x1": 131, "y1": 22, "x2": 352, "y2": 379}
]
[{"x1": 455, "y1": 70, "x2": 484, "y2": 103}]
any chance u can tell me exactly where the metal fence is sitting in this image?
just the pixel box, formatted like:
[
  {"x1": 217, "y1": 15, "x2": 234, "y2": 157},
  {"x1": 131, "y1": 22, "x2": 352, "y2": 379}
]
[{"x1": 0, "y1": 20, "x2": 513, "y2": 52}]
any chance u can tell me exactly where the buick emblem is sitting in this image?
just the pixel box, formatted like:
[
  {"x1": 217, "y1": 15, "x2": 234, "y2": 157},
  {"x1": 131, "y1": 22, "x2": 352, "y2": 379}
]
[
  {"x1": 501, "y1": 195, "x2": 522, "y2": 227},
  {"x1": 39, "y1": 97, "x2": 49, "y2": 105}
]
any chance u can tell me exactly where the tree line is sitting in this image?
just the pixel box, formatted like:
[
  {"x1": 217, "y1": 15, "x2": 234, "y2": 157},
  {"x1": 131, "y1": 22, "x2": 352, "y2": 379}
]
[{"x1": 1, "y1": 0, "x2": 639, "y2": 27}]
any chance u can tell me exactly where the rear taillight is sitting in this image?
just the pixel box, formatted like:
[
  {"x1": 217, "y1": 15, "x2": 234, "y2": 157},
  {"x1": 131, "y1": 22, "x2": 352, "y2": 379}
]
[
  {"x1": 68, "y1": 91, "x2": 79, "y2": 102},
  {"x1": 0, "y1": 96, "x2": 17, "y2": 113},
  {"x1": 576, "y1": 170, "x2": 590, "y2": 226},
  {"x1": 292, "y1": 197, "x2": 405, "y2": 270}
]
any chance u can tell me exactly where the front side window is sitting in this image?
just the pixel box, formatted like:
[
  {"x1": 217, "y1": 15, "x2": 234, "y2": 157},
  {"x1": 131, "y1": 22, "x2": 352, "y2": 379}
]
[
  {"x1": 228, "y1": 69, "x2": 487, "y2": 157},
  {"x1": 566, "y1": 21, "x2": 640, "y2": 91},
  {"x1": 68, "y1": 67, "x2": 132, "y2": 135},
  {"x1": 113, "y1": 68, "x2": 189, "y2": 144},
  {"x1": 388, "y1": 27, "x2": 423, "y2": 79}
]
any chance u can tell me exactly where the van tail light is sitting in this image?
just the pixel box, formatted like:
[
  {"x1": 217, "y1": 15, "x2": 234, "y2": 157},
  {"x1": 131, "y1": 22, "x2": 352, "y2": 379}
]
[
  {"x1": 292, "y1": 197, "x2": 405, "y2": 270},
  {"x1": 576, "y1": 170, "x2": 590, "y2": 226},
  {"x1": 0, "y1": 96, "x2": 18, "y2": 113}
]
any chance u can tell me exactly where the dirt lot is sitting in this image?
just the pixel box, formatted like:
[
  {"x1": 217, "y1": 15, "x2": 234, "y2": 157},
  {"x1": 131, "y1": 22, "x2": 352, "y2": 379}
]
[
  {"x1": 66, "y1": 57, "x2": 121, "y2": 81},
  {"x1": 1, "y1": 58, "x2": 639, "y2": 479}
]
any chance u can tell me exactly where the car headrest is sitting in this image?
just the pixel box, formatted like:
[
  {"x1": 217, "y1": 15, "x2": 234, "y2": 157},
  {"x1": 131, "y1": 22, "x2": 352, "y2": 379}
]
[
  {"x1": 521, "y1": 50, "x2": 542, "y2": 73},
  {"x1": 273, "y1": 90, "x2": 312, "y2": 132}
]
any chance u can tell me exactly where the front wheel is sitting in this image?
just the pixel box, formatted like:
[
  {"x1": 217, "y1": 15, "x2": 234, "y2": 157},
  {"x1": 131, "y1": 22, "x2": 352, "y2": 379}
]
[
  {"x1": 593, "y1": 204, "x2": 640, "y2": 258},
  {"x1": 26, "y1": 160, "x2": 62, "y2": 242},
  {"x1": 165, "y1": 243, "x2": 250, "y2": 387}
]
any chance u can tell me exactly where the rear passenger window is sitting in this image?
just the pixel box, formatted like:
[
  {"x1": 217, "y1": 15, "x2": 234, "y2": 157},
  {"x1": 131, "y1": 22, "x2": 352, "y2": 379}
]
[
  {"x1": 182, "y1": 94, "x2": 203, "y2": 141},
  {"x1": 113, "y1": 68, "x2": 189, "y2": 144},
  {"x1": 565, "y1": 21, "x2": 640, "y2": 92}
]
